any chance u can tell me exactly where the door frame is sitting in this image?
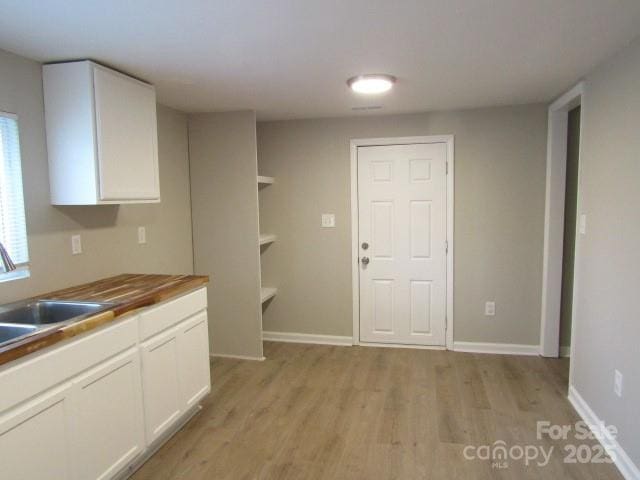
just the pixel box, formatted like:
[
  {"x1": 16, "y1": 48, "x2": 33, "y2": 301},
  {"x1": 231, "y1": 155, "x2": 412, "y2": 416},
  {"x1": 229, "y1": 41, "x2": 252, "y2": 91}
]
[
  {"x1": 350, "y1": 135, "x2": 454, "y2": 349},
  {"x1": 540, "y1": 82, "x2": 584, "y2": 358}
]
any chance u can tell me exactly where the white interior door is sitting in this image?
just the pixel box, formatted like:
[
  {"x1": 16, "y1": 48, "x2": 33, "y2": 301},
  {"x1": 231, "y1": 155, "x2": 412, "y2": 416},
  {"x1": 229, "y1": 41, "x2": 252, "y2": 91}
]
[{"x1": 358, "y1": 142, "x2": 448, "y2": 346}]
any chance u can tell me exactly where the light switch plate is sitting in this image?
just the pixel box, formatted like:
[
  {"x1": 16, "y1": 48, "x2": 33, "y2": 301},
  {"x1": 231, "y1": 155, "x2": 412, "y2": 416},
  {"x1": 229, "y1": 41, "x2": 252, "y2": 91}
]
[
  {"x1": 614, "y1": 370, "x2": 623, "y2": 397},
  {"x1": 579, "y1": 214, "x2": 587, "y2": 235},
  {"x1": 485, "y1": 301, "x2": 496, "y2": 316},
  {"x1": 321, "y1": 213, "x2": 335, "y2": 228},
  {"x1": 71, "y1": 235, "x2": 82, "y2": 255},
  {"x1": 138, "y1": 226, "x2": 147, "y2": 244}
]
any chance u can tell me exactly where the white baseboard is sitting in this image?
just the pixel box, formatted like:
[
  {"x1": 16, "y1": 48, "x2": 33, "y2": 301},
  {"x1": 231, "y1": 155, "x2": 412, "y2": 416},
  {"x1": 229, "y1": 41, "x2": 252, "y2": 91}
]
[
  {"x1": 210, "y1": 353, "x2": 265, "y2": 361},
  {"x1": 560, "y1": 345, "x2": 571, "y2": 357},
  {"x1": 262, "y1": 331, "x2": 353, "y2": 346},
  {"x1": 568, "y1": 385, "x2": 640, "y2": 480},
  {"x1": 453, "y1": 341, "x2": 540, "y2": 356}
]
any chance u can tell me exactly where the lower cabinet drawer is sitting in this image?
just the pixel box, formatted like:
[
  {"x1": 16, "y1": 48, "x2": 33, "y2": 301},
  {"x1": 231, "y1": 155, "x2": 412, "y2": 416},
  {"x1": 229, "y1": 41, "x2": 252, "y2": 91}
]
[{"x1": 138, "y1": 288, "x2": 207, "y2": 341}]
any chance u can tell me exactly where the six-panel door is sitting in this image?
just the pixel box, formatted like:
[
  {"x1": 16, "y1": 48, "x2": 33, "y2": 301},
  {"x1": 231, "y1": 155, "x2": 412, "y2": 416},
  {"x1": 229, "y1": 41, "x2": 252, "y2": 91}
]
[{"x1": 358, "y1": 143, "x2": 448, "y2": 346}]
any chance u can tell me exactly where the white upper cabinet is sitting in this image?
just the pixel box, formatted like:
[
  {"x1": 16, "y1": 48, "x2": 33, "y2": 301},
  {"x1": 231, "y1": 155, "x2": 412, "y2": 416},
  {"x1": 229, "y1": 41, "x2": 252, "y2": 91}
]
[{"x1": 43, "y1": 61, "x2": 160, "y2": 204}]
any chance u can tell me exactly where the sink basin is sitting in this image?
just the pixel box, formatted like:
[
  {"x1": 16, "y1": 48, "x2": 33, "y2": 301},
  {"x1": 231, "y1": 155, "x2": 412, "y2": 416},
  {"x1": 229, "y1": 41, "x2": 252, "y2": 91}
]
[
  {"x1": 0, "y1": 300, "x2": 113, "y2": 326},
  {"x1": 0, "y1": 323, "x2": 38, "y2": 346},
  {"x1": 0, "y1": 300, "x2": 115, "y2": 349}
]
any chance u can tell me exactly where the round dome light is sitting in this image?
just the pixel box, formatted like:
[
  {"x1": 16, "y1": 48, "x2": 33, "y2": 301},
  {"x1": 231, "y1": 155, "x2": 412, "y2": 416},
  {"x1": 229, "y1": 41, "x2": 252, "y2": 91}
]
[{"x1": 347, "y1": 74, "x2": 396, "y2": 94}]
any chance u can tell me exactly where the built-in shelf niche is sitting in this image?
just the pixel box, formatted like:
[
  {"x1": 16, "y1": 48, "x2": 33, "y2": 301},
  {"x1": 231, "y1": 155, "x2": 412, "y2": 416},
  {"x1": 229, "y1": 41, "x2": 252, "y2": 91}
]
[{"x1": 258, "y1": 175, "x2": 277, "y2": 306}]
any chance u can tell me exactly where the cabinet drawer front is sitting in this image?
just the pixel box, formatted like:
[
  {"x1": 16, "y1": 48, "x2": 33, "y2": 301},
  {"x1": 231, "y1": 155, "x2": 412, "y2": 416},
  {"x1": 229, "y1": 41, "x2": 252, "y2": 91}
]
[
  {"x1": 0, "y1": 316, "x2": 138, "y2": 414},
  {"x1": 139, "y1": 288, "x2": 207, "y2": 340}
]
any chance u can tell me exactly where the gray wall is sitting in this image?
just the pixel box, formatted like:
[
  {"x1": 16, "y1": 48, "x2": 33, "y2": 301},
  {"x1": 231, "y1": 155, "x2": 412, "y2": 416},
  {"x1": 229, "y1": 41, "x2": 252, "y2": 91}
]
[
  {"x1": 189, "y1": 111, "x2": 263, "y2": 359},
  {"x1": 257, "y1": 105, "x2": 548, "y2": 345},
  {"x1": 0, "y1": 49, "x2": 194, "y2": 304},
  {"x1": 572, "y1": 36, "x2": 640, "y2": 467}
]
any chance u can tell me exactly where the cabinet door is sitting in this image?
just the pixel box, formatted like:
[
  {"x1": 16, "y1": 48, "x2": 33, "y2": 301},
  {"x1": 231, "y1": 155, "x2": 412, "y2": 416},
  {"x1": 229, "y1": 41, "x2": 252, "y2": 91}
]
[
  {"x1": 93, "y1": 66, "x2": 160, "y2": 201},
  {"x1": 72, "y1": 348, "x2": 145, "y2": 480},
  {"x1": 140, "y1": 327, "x2": 182, "y2": 445},
  {"x1": 0, "y1": 384, "x2": 74, "y2": 480},
  {"x1": 177, "y1": 311, "x2": 211, "y2": 408}
]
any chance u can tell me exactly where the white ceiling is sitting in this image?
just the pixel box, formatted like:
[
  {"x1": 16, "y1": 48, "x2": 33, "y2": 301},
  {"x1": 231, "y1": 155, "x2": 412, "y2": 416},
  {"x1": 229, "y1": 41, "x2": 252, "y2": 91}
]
[{"x1": 1, "y1": 1, "x2": 639, "y2": 120}]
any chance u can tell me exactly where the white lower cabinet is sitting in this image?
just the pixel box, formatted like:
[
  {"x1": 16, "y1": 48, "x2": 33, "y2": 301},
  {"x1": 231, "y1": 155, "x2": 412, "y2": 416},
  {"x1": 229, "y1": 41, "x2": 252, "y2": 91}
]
[
  {"x1": 140, "y1": 327, "x2": 182, "y2": 444},
  {"x1": 177, "y1": 311, "x2": 211, "y2": 409},
  {"x1": 72, "y1": 348, "x2": 145, "y2": 480},
  {"x1": 0, "y1": 383, "x2": 74, "y2": 480},
  {"x1": 0, "y1": 287, "x2": 210, "y2": 480},
  {"x1": 141, "y1": 309, "x2": 211, "y2": 445}
]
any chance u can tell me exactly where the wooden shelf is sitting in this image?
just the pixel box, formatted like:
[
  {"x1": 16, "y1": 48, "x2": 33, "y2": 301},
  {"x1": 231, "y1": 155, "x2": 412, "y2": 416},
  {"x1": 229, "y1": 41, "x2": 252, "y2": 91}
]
[
  {"x1": 260, "y1": 287, "x2": 277, "y2": 303},
  {"x1": 258, "y1": 175, "x2": 274, "y2": 185},
  {"x1": 259, "y1": 233, "x2": 277, "y2": 246}
]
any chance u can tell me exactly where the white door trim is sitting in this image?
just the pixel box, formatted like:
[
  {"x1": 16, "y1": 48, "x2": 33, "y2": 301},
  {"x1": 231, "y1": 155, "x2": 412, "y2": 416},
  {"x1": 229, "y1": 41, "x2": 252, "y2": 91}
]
[
  {"x1": 350, "y1": 135, "x2": 454, "y2": 350},
  {"x1": 540, "y1": 82, "x2": 584, "y2": 359}
]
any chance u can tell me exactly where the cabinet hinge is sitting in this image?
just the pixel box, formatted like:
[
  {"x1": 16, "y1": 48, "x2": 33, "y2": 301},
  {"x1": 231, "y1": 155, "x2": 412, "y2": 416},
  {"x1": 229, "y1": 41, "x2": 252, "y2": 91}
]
[
  {"x1": 445, "y1": 240, "x2": 449, "y2": 254},
  {"x1": 446, "y1": 162, "x2": 449, "y2": 175}
]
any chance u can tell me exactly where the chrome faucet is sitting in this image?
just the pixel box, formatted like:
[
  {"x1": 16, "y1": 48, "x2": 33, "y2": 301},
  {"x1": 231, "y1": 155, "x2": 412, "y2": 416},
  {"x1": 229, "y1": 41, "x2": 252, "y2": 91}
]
[{"x1": 0, "y1": 241, "x2": 16, "y2": 273}]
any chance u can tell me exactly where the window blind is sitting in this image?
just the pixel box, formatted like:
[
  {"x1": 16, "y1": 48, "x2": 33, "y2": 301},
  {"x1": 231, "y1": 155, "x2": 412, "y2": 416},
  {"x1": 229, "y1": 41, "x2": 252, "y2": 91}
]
[{"x1": 0, "y1": 113, "x2": 29, "y2": 266}]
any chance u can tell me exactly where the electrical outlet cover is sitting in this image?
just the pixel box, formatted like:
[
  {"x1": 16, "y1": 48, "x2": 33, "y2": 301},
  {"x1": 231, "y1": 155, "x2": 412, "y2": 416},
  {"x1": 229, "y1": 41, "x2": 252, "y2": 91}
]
[{"x1": 321, "y1": 213, "x2": 336, "y2": 228}]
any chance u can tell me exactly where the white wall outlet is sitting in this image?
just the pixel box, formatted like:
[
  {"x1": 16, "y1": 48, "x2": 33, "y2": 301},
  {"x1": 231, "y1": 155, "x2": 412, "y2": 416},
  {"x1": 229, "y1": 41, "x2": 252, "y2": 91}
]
[
  {"x1": 614, "y1": 370, "x2": 623, "y2": 397},
  {"x1": 321, "y1": 213, "x2": 336, "y2": 228},
  {"x1": 485, "y1": 301, "x2": 496, "y2": 316},
  {"x1": 138, "y1": 226, "x2": 147, "y2": 244},
  {"x1": 579, "y1": 214, "x2": 587, "y2": 235},
  {"x1": 71, "y1": 234, "x2": 82, "y2": 255}
]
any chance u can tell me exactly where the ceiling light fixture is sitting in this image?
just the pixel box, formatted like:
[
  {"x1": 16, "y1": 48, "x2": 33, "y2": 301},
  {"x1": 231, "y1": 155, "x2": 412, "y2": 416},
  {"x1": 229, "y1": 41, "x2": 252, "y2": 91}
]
[{"x1": 347, "y1": 74, "x2": 396, "y2": 94}]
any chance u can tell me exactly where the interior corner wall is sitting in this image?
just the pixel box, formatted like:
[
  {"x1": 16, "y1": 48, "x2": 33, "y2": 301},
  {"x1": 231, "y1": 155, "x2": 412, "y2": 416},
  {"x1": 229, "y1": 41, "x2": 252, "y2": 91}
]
[
  {"x1": 188, "y1": 111, "x2": 263, "y2": 359},
  {"x1": 257, "y1": 104, "x2": 548, "y2": 346},
  {"x1": 570, "y1": 35, "x2": 640, "y2": 469}
]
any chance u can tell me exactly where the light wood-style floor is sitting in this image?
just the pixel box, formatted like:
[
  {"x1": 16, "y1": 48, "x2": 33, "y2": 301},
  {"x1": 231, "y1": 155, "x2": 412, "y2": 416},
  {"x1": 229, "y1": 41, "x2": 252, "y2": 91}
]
[{"x1": 132, "y1": 342, "x2": 622, "y2": 480}]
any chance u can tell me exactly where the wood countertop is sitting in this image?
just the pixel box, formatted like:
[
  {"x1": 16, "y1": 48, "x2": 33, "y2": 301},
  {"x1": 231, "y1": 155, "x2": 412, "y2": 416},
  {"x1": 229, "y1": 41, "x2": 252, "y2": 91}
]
[{"x1": 0, "y1": 274, "x2": 209, "y2": 367}]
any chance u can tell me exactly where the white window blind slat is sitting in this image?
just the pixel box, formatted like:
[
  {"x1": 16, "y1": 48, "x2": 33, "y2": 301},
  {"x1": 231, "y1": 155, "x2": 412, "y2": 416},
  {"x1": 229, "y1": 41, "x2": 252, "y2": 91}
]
[{"x1": 0, "y1": 113, "x2": 29, "y2": 266}]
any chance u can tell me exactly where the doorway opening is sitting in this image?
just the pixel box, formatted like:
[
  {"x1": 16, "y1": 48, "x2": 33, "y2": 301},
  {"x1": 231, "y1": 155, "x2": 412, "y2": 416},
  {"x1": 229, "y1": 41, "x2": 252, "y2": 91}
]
[
  {"x1": 559, "y1": 105, "x2": 580, "y2": 363},
  {"x1": 540, "y1": 82, "x2": 584, "y2": 382}
]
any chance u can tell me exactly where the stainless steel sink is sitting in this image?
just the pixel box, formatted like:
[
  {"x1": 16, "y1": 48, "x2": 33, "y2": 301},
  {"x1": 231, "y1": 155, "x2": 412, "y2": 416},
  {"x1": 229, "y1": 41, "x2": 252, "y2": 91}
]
[
  {"x1": 0, "y1": 323, "x2": 38, "y2": 345},
  {"x1": 0, "y1": 300, "x2": 115, "y2": 348}
]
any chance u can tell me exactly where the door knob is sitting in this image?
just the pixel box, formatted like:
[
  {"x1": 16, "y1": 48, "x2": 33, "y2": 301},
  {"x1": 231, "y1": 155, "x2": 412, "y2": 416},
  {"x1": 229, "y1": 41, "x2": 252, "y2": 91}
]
[
  {"x1": 361, "y1": 242, "x2": 369, "y2": 250},
  {"x1": 361, "y1": 256, "x2": 370, "y2": 265}
]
